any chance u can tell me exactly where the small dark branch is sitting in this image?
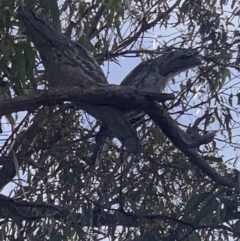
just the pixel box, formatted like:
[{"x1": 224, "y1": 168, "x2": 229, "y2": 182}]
[
  {"x1": 115, "y1": 0, "x2": 182, "y2": 52},
  {"x1": 0, "y1": 113, "x2": 30, "y2": 156},
  {"x1": 188, "y1": 111, "x2": 212, "y2": 130},
  {"x1": 87, "y1": 0, "x2": 108, "y2": 40},
  {"x1": 186, "y1": 111, "x2": 217, "y2": 147},
  {"x1": 0, "y1": 110, "x2": 48, "y2": 189},
  {"x1": 121, "y1": 209, "x2": 197, "y2": 230},
  {"x1": 142, "y1": 0, "x2": 182, "y2": 31},
  {"x1": 189, "y1": 131, "x2": 218, "y2": 147},
  {"x1": 81, "y1": 3, "x2": 100, "y2": 23},
  {"x1": 0, "y1": 194, "x2": 65, "y2": 220}
]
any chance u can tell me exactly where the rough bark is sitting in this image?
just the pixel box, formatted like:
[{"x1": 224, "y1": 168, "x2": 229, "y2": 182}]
[
  {"x1": 0, "y1": 86, "x2": 235, "y2": 188},
  {"x1": 0, "y1": 85, "x2": 174, "y2": 116}
]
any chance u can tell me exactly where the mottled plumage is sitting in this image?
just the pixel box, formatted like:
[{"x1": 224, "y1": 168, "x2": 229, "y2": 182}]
[
  {"x1": 19, "y1": 7, "x2": 142, "y2": 155},
  {"x1": 93, "y1": 50, "x2": 202, "y2": 166},
  {"x1": 121, "y1": 49, "x2": 201, "y2": 91}
]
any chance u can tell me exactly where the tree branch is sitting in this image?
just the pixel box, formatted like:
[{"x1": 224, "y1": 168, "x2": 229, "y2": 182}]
[
  {"x1": 0, "y1": 86, "x2": 236, "y2": 188},
  {"x1": 143, "y1": 102, "x2": 236, "y2": 188},
  {"x1": 0, "y1": 85, "x2": 174, "y2": 116}
]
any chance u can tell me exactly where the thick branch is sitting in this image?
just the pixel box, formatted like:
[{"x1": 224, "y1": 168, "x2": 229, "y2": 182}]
[
  {"x1": 143, "y1": 102, "x2": 236, "y2": 188},
  {"x1": 0, "y1": 86, "x2": 236, "y2": 188},
  {"x1": 0, "y1": 85, "x2": 174, "y2": 116}
]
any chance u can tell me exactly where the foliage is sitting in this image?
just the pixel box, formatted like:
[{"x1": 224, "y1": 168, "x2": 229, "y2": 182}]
[{"x1": 0, "y1": 0, "x2": 240, "y2": 240}]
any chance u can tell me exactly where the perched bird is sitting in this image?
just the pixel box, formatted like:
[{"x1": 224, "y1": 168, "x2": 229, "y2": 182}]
[
  {"x1": 92, "y1": 49, "x2": 202, "y2": 166},
  {"x1": 19, "y1": 7, "x2": 142, "y2": 156},
  {"x1": 121, "y1": 49, "x2": 201, "y2": 91}
]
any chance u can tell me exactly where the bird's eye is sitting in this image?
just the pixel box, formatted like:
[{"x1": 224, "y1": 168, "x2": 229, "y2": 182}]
[{"x1": 179, "y1": 54, "x2": 193, "y2": 60}]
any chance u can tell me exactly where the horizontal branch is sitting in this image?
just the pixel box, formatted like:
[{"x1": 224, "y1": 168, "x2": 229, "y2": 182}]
[
  {"x1": 0, "y1": 193, "x2": 140, "y2": 227},
  {"x1": 0, "y1": 85, "x2": 236, "y2": 188},
  {"x1": 0, "y1": 85, "x2": 174, "y2": 116}
]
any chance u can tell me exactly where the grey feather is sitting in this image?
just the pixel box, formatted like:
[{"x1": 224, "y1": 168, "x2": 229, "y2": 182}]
[{"x1": 93, "y1": 50, "x2": 202, "y2": 166}]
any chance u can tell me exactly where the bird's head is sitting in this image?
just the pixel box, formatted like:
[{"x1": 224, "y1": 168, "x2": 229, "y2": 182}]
[
  {"x1": 158, "y1": 49, "x2": 202, "y2": 77},
  {"x1": 120, "y1": 49, "x2": 202, "y2": 93}
]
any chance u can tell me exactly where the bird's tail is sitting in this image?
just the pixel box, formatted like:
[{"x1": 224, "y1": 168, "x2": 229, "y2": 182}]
[
  {"x1": 91, "y1": 126, "x2": 113, "y2": 167},
  {"x1": 87, "y1": 106, "x2": 142, "y2": 166}
]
